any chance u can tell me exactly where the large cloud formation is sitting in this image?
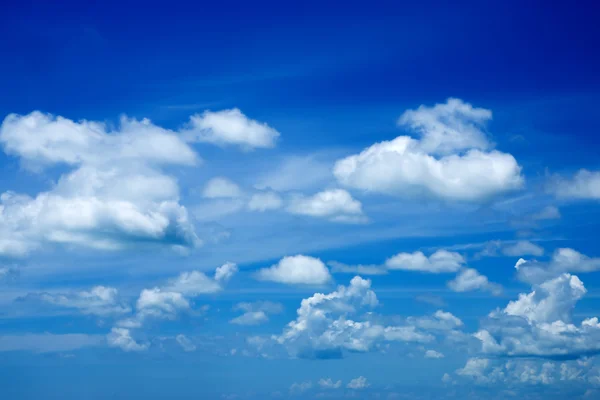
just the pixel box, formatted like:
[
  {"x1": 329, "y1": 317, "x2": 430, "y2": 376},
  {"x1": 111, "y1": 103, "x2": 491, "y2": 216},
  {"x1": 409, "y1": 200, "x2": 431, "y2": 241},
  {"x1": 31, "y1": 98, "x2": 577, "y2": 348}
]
[
  {"x1": 0, "y1": 112, "x2": 202, "y2": 256},
  {"x1": 333, "y1": 98, "x2": 523, "y2": 201},
  {"x1": 271, "y1": 276, "x2": 462, "y2": 359}
]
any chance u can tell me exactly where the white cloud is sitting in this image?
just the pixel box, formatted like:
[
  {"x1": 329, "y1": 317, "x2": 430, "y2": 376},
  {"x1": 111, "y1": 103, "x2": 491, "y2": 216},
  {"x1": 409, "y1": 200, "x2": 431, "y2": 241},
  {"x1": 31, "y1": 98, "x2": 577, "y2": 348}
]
[
  {"x1": 502, "y1": 240, "x2": 544, "y2": 257},
  {"x1": 425, "y1": 349, "x2": 445, "y2": 359},
  {"x1": 176, "y1": 334, "x2": 197, "y2": 352},
  {"x1": 230, "y1": 311, "x2": 269, "y2": 326},
  {"x1": 516, "y1": 248, "x2": 600, "y2": 284},
  {"x1": 107, "y1": 328, "x2": 148, "y2": 352},
  {"x1": 474, "y1": 273, "x2": 600, "y2": 359},
  {"x1": 136, "y1": 288, "x2": 190, "y2": 320},
  {"x1": 272, "y1": 276, "x2": 441, "y2": 359},
  {"x1": 0, "y1": 112, "x2": 198, "y2": 169},
  {"x1": 286, "y1": 189, "x2": 365, "y2": 223},
  {"x1": 397, "y1": 97, "x2": 492, "y2": 155},
  {"x1": 230, "y1": 301, "x2": 283, "y2": 325},
  {"x1": 347, "y1": 376, "x2": 369, "y2": 389},
  {"x1": 0, "y1": 112, "x2": 201, "y2": 256},
  {"x1": 255, "y1": 255, "x2": 331, "y2": 285},
  {"x1": 36, "y1": 286, "x2": 131, "y2": 316},
  {"x1": 202, "y1": 177, "x2": 243, "y2": 199},
  {"x1": 385, "y1": 250, "x2": 465, "y2": 273},
  {"x1": 111, "y1": 263, "x2": 236, "y2": 347},
  {"x1": 447, "y1": 268, "x2": 502, "y2": 295},
  {"x1": 333, "y1": 99, "x2": 523, "y2": 201},
  {"x1": 318, "y1": 378, "x2": 342, "y2": 389},
  {"x1": 183, "y1": 108, "x2": 279, "y2": 150},
  {"x1": 165, "y1": 270, "x2": 223, "y2": 295},
  {"x1": 214, "y1": 262, "x2": 239, "y2": 283},
  {"x1": 548, "y1": 169, "x2": 600, "y2": 200},
  {"x1": 247, "y1": 191, "x2": 283, "y2": 212}
]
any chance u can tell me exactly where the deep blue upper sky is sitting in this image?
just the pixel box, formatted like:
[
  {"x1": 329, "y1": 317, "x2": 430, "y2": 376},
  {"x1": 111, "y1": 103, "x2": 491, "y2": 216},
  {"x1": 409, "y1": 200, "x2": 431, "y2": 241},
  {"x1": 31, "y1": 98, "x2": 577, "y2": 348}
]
[{"x1": 1, "y1": 1, "x2": 600, "y2": 399}]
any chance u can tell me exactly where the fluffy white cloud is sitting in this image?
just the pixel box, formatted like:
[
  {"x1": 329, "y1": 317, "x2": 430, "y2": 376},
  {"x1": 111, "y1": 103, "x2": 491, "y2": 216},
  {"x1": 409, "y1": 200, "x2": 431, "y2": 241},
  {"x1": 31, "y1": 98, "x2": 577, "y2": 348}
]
[
  {"x1": 230, "y1": 301, "x2": 283, "y2": 326},
  {"x1": 333, "y1": 99, "x2": 523, "y2": 201},
  {"x1": 255, "y1": 255, "x2": 332, "y2": 285},
  {"x1": 286, "y1": 189, "x2": 366, "y2": 223},
  {"x1": 165, "y1": 270, "x2": 222, "y2": 296},
  {"x1": 36, "y1": 286, "x2": 131, "y2": 316},
  {"x1": 107, "y1": 327, "x2": 148, "y2": 352},
  {"x1": 214, "y1": 262, "x2": 239, "y2": 283},
  {"x1": 347, "y1": 376, "x2": 369, "y2": 389},
  {"x1": 474, "y1": 273, "x2": 600, "y2": 359},
  {"x1": 272, "y1": 276, "x2": 441, "y2": 359},
  {"x1": 136, "y1": 288, "x2": 190, "y2": 320},
  {"x1": 318, "y1": 378, "x2": 342, "y2": 389},
  {"x1": 0, "y1": 112, "x2": 198, "y2": 169},
  {"x1": 0, "y1": 112, "x2": 201, "y2": 256},
  {"x1": 447, "y1": 268, "x2": 502, "y2": 295},
  {"x1": 385, "y1": 250, "x2": 465, "y2": 273},
  {"x1": 176, "y1": 334, "x2": 197, "y2": 352},
  {"x1": 202, "y1": 177, "x2": 243, "y2": 199},
  {"x1": 548, "y1": 169, "x2": 600, "y2": 200},
  {"x1": 230, "y1": 311, "x2": 269, "y2": 326},
  {"x1": 516, "y1": 248, "x2": 600, "y2": 284},
  {"x1": 111, "y1": 263, "x2": 236, "y2": 348},
  {"x1": 425, "y1": 349, "x2": 445, "y2": 359},
  {"x1": 183, "y1": 108, "x2": 279, "y2": 150},
  {"x1": 397, "y1": 97, "x2": 492, "y2": 155},
  {"x1": 247, "y1": 191, "x2": 283, "y2": 212}
]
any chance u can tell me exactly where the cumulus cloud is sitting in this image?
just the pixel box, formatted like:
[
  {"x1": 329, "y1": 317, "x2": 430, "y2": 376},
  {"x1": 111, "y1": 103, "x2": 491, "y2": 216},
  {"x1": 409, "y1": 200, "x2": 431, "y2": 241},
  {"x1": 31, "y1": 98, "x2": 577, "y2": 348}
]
[
  {"x1": 230, "y1": 301, "x2": 283, "y2": 326},
  {"x1": 214, "y1": 262, "x2": 239, "y2": 283},
  {"x1": 347, "y1": 376, "x2": 369, "y2": 389},
  {"x1": 182, "y1": 108, "x2": 279, "y2": 150},
  {"x1": 385, "y1": 250, "x2": 465, "y2": 273},
  {"x1": 111, "y1": 263, "x2": 236, "y2": 350},
  {"x1": 0, "y1": 112, "x2": 201, "y2": 256},
  {"x1": 333, "y1": 98, "x2": 523, "y2": 201},
  {"x1": 515, "y1": 248, "x2": 600, "y2": 284},
  {"x1": 425, "y1": 349, "x2": 445, "y2": 358},
  {"x1": 397, "y1": 97, "x2": 493, "y2": 155},
  {"x1": 107, "y1": 328, "x2": 148, "y2": 352},
  {"x1": 272, "y1": 276, "x2": 445, "y2": 359},
  {"x1": 255, "y1": 255, "x2": 331, "y2": 285},
  {"x1": 202, "y1": 177, "x2": 243, "y2": 199},
  {"x1": 447, "y1": 268, "x2": 502, "y2": 295},
  {"x1": 474, "y1": 273, "x2": 600, "y2": 359},
  {"x1": 318, "y1": 378, "x2": 342, "y2": 389},
  {"x1": 548, "y1": 169, "x2": 600, "y2": 200},
  {"x1": 286, "y1": 189, "x2": 366, "y2": 223}
]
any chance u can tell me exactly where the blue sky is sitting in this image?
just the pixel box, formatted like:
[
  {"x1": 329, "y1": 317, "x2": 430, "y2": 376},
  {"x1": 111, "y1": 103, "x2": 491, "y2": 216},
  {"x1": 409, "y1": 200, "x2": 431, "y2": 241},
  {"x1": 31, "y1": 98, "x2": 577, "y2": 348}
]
[{"x1": 1, "y1": 1, "x2": 600, "y2": 399}]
